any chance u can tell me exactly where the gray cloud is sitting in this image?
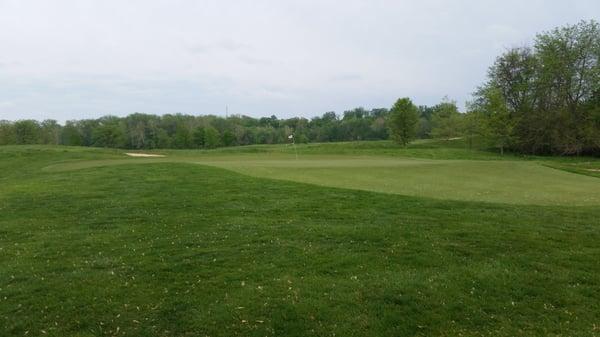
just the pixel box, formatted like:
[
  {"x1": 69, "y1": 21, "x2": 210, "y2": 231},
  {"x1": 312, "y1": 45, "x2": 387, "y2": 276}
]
[
  {"x1": 239, "y1": 55, "x2": 272, "y2": 66},
  {"x1": 330, "y1": 73, "x2": 364, "y2": 82},
  {"x1": 188, "y1": 39, "x2": 251, "y2": 54},
  {"x1": 0, "y1": 0, "x2": 599, "y2": 122}
]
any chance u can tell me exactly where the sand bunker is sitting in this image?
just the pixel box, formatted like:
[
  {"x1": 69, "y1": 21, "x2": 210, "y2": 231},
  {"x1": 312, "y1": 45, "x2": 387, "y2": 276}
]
[{"x1": 125, "y1": 153, "x2": 166, "y2": 158}]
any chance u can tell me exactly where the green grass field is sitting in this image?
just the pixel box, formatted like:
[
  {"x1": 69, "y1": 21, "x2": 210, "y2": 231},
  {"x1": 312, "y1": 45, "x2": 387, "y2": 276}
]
[{"x1": 1, "y1": 141, "x2": 600, "y2": 336}]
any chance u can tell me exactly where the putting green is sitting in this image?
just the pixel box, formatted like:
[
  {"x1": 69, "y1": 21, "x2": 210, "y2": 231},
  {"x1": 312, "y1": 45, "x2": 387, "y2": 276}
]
[
  {"x1": 201, "y1": 156, "x2": 600, "y2": 206},
  {"x1": 45, "y1": 154, "x2": 600, "y2": 206}
]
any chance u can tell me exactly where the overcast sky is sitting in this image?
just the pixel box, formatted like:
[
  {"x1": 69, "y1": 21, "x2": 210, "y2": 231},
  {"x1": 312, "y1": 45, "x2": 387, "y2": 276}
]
[{"x1": 0, "y1": 0, "x2": 598, "y2": 122}]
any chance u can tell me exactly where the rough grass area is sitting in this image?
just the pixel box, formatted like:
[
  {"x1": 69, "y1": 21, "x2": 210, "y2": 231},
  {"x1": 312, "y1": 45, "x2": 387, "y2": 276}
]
[{"x1": 1, "y1": 143, "x2": 600, "y2": 336}]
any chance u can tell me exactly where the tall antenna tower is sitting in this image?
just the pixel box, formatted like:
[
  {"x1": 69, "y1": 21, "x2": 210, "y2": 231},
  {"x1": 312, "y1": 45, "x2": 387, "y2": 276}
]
[{"x1": 225, "y1": 105, "x2": 228, "y2": 118}]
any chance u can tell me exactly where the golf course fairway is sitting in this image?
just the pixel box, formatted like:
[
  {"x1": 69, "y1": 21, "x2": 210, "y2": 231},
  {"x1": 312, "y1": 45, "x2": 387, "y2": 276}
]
[{"x1": 1, "y1": 142, "x2": 599, "y2": 336}]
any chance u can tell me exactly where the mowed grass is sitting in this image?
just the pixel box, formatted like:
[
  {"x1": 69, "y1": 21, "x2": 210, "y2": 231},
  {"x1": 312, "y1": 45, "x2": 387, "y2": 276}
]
[
  {"x1": 42, "y1": 139, "x2": 600, "y2": 206},
  {"x1": 203, "y1": 157, "x2": 600, "y2": 206},
  {"x1": 1, "y1": 144, "x2": 600, "y2": 336}
]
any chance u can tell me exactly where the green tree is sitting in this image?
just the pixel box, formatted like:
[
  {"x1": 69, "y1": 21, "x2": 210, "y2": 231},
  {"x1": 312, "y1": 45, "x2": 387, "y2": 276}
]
[
  {"x1": 416, "y1": 105, "x2": 435, "y2": 138},
  {"x1": 203, "y1": 126, "x2": 221, "y2": 149},
  {"x1": 172, "y1": 125, "x2": 193, "y2": 149},
  {"x1": 192, "y1": 127, "x2": 206, "y2": 148},
  {"x1": 14, "y1": 120, "x2": 41, "y2": 144},
  {"x1": 388, "y1": 98, "x2": 419, "y2": 146},
  {"x1": 155, "y1": 128, "x2": 172, "y2": 148},
  {"x1": 60, "y1": 121, "x2": 83, "y2": 146},
  {"x1": 92, "y1": 117, "x2": 125, "y2": 148},
  {"x1": 475, "y1": 20, "x2": 600, "y2": 155},
  {"x1": 40, "y1": 120, "x2": 61, "y2": 145},
  {"x1": 462, "y1": 109, "x2": 488, "y2": 150},
  {"x1": 431, "y1": 98, "x2": 463, "y2": 140},
  {"x1": 483, "y1": 88, "x2": 517, "y2": 155},
  {"x1": 222, "y1": 130, "x2": 236, "y2": 146},
  {"x1": 0, "y1": 121, "x2": 16, "y2": 145}
]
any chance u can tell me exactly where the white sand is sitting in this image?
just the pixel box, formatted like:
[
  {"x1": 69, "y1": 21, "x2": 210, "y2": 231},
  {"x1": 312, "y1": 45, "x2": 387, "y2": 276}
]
[{"x1": 125, "y1": 153, "x2": 166, "y2": 158}]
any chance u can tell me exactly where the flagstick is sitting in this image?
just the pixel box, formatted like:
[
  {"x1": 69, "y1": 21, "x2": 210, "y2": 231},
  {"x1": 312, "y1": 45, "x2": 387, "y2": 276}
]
[
  {"x1": 293, "y1": 140, "x2": 298, "y2": 160},
  {"x1": 289, "y1": 134, "x2": 298, "y2": 160}
]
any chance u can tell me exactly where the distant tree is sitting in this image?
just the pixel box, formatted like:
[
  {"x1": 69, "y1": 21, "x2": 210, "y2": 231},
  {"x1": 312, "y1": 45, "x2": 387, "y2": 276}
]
[
  {"x1": 462, "y1": 104, "x2": 489, "y2": 150},
  {"x1": 155, "y1": 128, "x2": 171, "y2": 148},
  {"x1": 370, "y1": 116, "x2": 388, "y2": 140},
  {"x1": 192, "y1": 127, "x2": 206, "y2": 148},
  {"x1": 341, "y1": 110, "x2": 371, "y2": 140},
  {"x1": 60, "y1": 121, "x2": 83, "y2": 146},
  {"x1": 322, "y1": 111, "x2": 338, "y2": 122},
  {"x1": 233, "y1": 125, "x2": 251, "y2": 145},
  {"x1": 416, "y1": 118, "x2": 432, "y2": 139},
  {"x1": 78, "y1": 120, "x2": 100, "y2": 146},
  {"x1": 481, "y1": 88, "x2": 517, "y2": 155},
  {"x1": 40, "y1": 120, "x2": 61, "y2": 145},
  {"x1": 221, "y1": 130, "x2": 236, "y2": 146},
  {"x1": 370, "y1": 108, "x2": 389, "y2": 119},
  {"x1": 203, "y1": 126, "x2": 221, "y2": 148},
  {"x1": 92, "y1": 117, "x2": 125, "y2": 148},
  {"x1": 343, "y1": 107, "x2": 368, "y2": 120},
  {"x1": 125, "y1": 114, "x2": 155, "y2": 149},
  {"x1": 172, "y1": 125, "x2": 193, "y2": 149},
  {"x1": 0, "y1": 105, "x2": 407, "y2": 149},
  {"x1": 416, "y1": 105, "x2": 435, "y2": 138},
  {"x1": 388, "y1": 98, "x2": 419, "y2": 146},
  {"x1": 14, "y1": 120, "x2": 41, "y2": 144},
  {"x1": 475, "y1": 20, "x2": 600, "y2": 155},
  {"x1": 431, "y1": 98, "x2": 463, "y2": 140},
  {"x1": 0, "y1": 121, "x2": 16, "y2": 145}
]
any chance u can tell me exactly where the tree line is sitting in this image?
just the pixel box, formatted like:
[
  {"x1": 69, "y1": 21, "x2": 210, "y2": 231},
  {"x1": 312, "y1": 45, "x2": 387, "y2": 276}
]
[
  {"x1": 471, "y1": 20, "x2": 600, "y2": 155},
  {"x1": 1, "y1": 21, "x2": 599, "y2": 155},
  {"x1": 0, "y1": 103, "x2": 458, "y2": 150},
  {"x1": 0, "y1": 110, "x2": 391, "y2": 149},
  {"x1": 388, "y1": 20, "x2": 600, "y2": 155}
]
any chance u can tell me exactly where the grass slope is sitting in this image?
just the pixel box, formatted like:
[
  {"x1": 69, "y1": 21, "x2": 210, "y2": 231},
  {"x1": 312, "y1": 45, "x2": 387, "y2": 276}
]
[{"x1": 1, "y1": 144, "x2": 600, "y2": 336}]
